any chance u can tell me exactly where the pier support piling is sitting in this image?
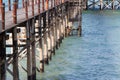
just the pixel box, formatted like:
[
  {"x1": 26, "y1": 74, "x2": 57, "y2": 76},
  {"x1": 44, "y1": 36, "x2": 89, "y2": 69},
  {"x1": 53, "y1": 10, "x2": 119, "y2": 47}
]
[
  {"x1": 0, "y1": 32, "x2": 6, "y2": 80},
  {"x1": 12, "y1": 27, "x2": 19, "y2": 80}
]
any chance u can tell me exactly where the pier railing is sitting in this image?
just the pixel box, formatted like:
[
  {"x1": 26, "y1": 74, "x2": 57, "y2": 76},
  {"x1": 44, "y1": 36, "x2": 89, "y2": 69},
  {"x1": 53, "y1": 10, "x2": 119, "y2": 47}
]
[{"x1": 0, "y1": 0, "x2": 69, "y2": 32}]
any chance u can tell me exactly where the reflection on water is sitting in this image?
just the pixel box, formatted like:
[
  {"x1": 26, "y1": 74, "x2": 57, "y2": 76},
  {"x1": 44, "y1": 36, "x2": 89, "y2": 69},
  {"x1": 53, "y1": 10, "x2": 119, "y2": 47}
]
[{"x1": 35, "y1": 10, "x2": 120, "y2": 80}]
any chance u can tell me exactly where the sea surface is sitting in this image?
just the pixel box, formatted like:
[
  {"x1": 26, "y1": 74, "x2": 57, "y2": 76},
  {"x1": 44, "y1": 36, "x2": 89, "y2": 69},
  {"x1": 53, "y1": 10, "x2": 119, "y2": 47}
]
[{"x1": 34, "y1": 10, "x2": 120, "y2": 80}]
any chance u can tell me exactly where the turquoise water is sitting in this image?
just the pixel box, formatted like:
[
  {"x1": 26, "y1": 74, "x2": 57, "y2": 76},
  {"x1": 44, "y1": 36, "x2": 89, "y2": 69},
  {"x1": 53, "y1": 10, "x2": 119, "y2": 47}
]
[{"x1": 35, "y1": 10, "x2": 120, "y2": 80}]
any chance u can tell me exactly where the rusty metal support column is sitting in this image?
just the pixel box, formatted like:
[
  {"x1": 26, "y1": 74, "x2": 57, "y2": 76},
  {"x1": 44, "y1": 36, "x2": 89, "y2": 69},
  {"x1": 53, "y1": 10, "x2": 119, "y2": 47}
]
[
  {"x1": 26, "y1": 20, "x2": 32, "y2": 80},
  {"x1": 0, "y1": 32, "x2": 6, "y2": 80},
  {"x1": 12, "y1": 27, "x2": 19, "y2": 80},
  {"x1": 31, "y1": 18, "x2": 36, "y2": 80}
]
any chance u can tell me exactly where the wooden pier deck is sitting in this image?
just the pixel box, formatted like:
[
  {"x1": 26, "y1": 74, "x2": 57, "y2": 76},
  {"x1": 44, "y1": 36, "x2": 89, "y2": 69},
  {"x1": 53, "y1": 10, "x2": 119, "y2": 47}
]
[
  {"x1": 0, "y1": 0, "x2": 66, "y2": 33},
  {"x1": 0, "y1": 0, "x2": 82, "y2": 80}
]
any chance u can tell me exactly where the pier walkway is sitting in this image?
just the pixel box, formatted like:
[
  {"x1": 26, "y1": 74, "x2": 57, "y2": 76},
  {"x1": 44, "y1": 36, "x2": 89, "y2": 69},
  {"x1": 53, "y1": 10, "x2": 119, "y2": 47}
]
[{"x1": 0, "y1": 0, "x2": 82, "y2": 80}]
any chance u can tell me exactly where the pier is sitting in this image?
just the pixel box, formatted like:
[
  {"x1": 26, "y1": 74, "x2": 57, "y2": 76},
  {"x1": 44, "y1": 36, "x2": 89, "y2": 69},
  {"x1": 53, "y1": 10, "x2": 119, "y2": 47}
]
[
  {"x1": 1, "y1": 0, "x2": 120, "y2": 80},
  {"x1": 0, "y1": 0, "x2": 82, "y2": 80}
]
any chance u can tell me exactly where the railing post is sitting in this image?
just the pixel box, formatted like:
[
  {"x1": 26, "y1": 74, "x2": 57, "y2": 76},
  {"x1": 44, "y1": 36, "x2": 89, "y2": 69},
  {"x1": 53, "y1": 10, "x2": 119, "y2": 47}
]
[
  {"x1": 1, "y1": 3, "x2": 5, "y2": 31},
  {"x1": 42, "y1": 0, "x2": 44, "y2": 11},
  {"x1": 22, "y1": 0, "x2": 25, "y2": 8},
  {"x1": 8, "y1": 0, "x2": 11, "y2": 11},
  {"x1": 0, "y1": 0, "x2": 2, "y2": 13},
  {"x1": 32, "y1": 0, "x2": 34, "y2": 16},
  {"x1": 25, "y1": 0, "x2": 28, "y2": 19},
  {"x1": 62, "y1": 0, "x2": 64, "y2": 3},
  {"x1": 38, "y1": 0, "x2": 40, "y2": 13},
  {"x1": 112, "y1": 0, "x2": 114, "y2": 10},
  {"x1": 46, "y1": 0, "x2": 49, "y2": 10},
  {"x1": 13, "y1": 0, "x2": 17, "y2": 24},
  {"x1": 51, "y1": 0, "x2": 52, "y2": 8}
]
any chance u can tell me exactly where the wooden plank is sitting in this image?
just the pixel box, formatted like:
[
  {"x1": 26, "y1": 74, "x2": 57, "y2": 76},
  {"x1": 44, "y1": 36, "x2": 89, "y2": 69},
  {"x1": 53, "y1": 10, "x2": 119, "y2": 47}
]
[
  {"x1": 12, "y1": 27, "x2": 19, "y2": 80},
  {"x1": 0, "y1": 1, "x2": 70, "y2": 34}
]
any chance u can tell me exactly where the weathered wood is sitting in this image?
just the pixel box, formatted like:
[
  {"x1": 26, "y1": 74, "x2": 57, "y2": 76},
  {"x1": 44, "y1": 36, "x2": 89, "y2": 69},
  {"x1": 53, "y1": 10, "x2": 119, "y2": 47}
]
[
  {"x1": 43, "y1": 13, "x2": 49, "y2": 64},
  {"x1": 8, "y1": 0, "x2": 11, "y2": 11},
  {"x1": 42, "y1": 0, "x2": 44, "y2": 11},
  {"x1": 38, "y1": 0, "x2": 40, "y2": 13},
  {"x1": 12, "y1": 27, "x2": 19, "y2": 80},
  {"x1": 0, "y1": 0, "x2": 2, "y2": 13},
  {"x1": 1, "y1": 3, "x2": 5, "y2": 31},
  {"x1": 0, "y1": 1, "x2": 80, "y2": 80},
  {"x1": 6, "y1": 44, "x2": 26, "y2": 47},
  {"x1": 25, "y1": 0, "x2": 28, "y2": 19},
  {"x1": 31, "y1": 18, "x2": 36, "y2": 80},
  {"x1": 0, "y1": 32, "x2": 6, "y2": 80},
  {"x1": 26, "y1": 20, "x2": 32, "y2": 80},
  {"x1": 32, "y1": 0, "x2": 34, "y2": 16},
  {"x1": 38, "y1": 15, "x2": 44, "y2": 72},
  {"x1": 13, "y1": 1, "x2": 17, "y2": 24},
  {"x1": 51, "y1": 12, "x2": 55, "y2": 55},
  {"x1": 47, "y1": 12, "x2": 52, "y2": 60}
]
